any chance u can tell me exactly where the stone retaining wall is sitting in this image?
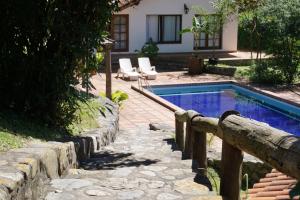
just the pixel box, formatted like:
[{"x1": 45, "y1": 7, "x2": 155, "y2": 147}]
[
  {"x1": 205, "y1": 66, "x2": 237, "y2": 76},
  {"x1": 0, "y1": 97, "x2": 119, "y2": 200}
]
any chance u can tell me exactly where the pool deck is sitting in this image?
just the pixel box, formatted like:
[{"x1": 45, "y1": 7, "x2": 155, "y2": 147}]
[{"x1": 90, "y1": 72, "x2": 300, "y2": 130}]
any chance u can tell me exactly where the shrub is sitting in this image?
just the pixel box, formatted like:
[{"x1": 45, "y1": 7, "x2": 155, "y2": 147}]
[
  {"x1": 238, "y1": 0, "x2": 300, "y2": 84},
  {"x1": 135, "y1": 39, "x2": 159, "y2": 60},
  {"x1": 0, "y1": 1, "x2": 118, "y2": 129},
  {"x1": 100, "y1": 90, "x2": 129, "y2": 108},
  {"x1": 250, "y1": 60, "x2": 285, "y2": 85}
]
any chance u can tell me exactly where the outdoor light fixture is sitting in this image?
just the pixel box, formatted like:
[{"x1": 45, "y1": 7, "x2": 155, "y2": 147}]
[{"x1": 184, "y1": 4, "x2": 190, "y2": 14}]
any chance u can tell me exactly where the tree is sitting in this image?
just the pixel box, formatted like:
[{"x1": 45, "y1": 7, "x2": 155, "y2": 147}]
[
  {"x1": 237, "y1": 0, "x2": 266, "y2": 59},
  {"x1": 238, "y1": 0, "x2": 299, "y2": 84},
  {"x1": 0, "y1": 0, "x2": 118, "y2": 128},
  {"x1": 256, "y1": 0, "x2": 300, "y2": 84}
]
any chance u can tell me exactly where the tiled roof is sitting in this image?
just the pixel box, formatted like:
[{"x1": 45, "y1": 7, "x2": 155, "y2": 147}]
[
  {"x1": 246, "y1": 169, "x2": 299, "y2": 200},
  {"x1": 119, "y1": 0, "x2": 141, "y2": 10}
]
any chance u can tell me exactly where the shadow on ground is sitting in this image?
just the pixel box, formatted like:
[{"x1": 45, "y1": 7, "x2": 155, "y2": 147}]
[{"x1": 80, "y1": 150, "x2": 160, "y2": 170}]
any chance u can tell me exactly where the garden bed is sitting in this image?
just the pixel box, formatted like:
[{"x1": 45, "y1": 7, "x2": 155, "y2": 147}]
[{"x1": 0, "y1": 97, "x2": 119, "y2": 200}]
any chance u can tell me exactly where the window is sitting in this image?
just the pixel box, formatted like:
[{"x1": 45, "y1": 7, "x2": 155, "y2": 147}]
[
  {"x1": 146, "y1": 15, "x2": 182, "y2": 44},
  {"x1": 194, "y1": 15, "x2": 222, "y2": 50},
  {"x1": 111, "y1": 15, "x2": 129, "y2": 51}
]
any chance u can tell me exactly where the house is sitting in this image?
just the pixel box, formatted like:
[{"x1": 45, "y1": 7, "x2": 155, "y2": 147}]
[{"x1": 111, "y1": 0, "x2": 238, "y2": 65}]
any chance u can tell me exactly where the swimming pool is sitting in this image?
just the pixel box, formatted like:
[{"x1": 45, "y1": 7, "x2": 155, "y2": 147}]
[{"x1": 151, "y1": 83, "x2": 300, "y2": 136}]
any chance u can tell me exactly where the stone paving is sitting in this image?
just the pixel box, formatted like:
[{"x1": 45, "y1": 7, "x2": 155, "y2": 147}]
[{"x1": 45, "y1": 127, "x2": 222, "y2": 200}]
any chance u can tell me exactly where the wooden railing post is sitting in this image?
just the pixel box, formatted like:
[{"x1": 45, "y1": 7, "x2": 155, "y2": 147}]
[
  {"x1": 184, "y1": 110, "x2": 199, "y2": 159},
  {"x1": 220, "y1": 141, "x2": 243, "y2": 200},
  {"x1": 192, "y1": 129, "x2": 207, "y2": 175},
  {"x1": 175, "y1": 118, "x2": 184, "y2": 151},
  {"x1": 184, "y1": 119, "x2": 192, "y2": 158},
  {"x1": 175, "y1": 110, "x2": 187, "y2": 151},
  {"x1": 219, "y1": 111, "x2": 243, "y2": 200}
]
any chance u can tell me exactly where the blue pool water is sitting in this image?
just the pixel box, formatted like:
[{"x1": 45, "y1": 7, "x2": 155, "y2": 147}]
[{"x1": 152, "y1": 84, "x2": 300, "y2": 136}]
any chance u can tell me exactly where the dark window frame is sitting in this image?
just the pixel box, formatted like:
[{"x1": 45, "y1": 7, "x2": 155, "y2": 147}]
[
  {"x1": 147, "y1": 15, "x2": 182, "y2": 44},
  {"x1": 111, "y1": 14, "x2": 129, "y2": 52},
  {"x1": 193, "y1": 15, "x2": 222, "y2": 50}
]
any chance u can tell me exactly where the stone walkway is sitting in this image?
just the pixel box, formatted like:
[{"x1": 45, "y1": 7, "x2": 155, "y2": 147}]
[{"x1": 45, "y1": 127, "x2": 221, "y2": 200}]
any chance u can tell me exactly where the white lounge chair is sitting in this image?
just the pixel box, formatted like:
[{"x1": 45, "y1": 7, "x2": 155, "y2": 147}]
[
  {"x1": 138, "y1": 57, "x2": 158, "y2": 80},
  {"x1": 118, "y1": 58, "x2": 139, "y2": 81}
]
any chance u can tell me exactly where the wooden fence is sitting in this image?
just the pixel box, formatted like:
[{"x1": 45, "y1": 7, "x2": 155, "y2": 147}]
[{"x1": 175, "y1": 109, "x2": 300, "y2": 200}]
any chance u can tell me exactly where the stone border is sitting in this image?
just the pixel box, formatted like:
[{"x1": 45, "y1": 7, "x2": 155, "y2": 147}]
[
  {"x1": 205, "y1": 66, "x2": 237, "y2": 76},
  {"x1": 0, "y1": 97, "x2": 119, "y2": 200}
]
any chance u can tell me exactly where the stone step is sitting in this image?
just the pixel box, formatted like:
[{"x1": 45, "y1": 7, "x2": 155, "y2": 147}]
[{"x1": 44, "y1": 128, "x2": 220, "y2": 200}]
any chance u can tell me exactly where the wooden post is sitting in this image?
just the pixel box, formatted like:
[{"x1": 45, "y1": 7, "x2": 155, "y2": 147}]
[
  {"x1": 220, "y1": 141, "x2": 243, "y2": 200},
  {"x1": 192, "y1": 129, "x2": 207, "y2": 175},
  {"x1": 183, "y1": 110, "x2": 200, "y2": 159},
  {"x1": 219, "y1": 110, "x2": 243, "y2": 200},
  {"x1": 184, "y1": 119, "x2": 192, "y2": 158},
  {"x1": 104, "y1": 42, "x2": 113, "y2": 100},
  {"x1": 175, "y1": 118, "x2": 184, "y2": 151}
]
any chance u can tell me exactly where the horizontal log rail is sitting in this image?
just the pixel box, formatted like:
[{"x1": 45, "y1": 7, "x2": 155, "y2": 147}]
[{"x1": 175, "y1": 109, "x2": 300, "y2": 200}]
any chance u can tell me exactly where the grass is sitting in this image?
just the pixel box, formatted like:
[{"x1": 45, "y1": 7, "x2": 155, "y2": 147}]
[
  {"x1": 67, "y1": 98, "x2": 104, "y2": 135},
  {"x1": 0, "y1": 111, "x2": 64, "y2": 151},
  {"x1": 0, "y1": 97, "x2": 103, "y2": 152},
  {"x1": 207, "y1": 166, "x2": 248, "y2": 198},
  {"x1": 212, "y1": 63, "x2": 252, "y2": 80},
  {"x1": 234, "y1": 66, "x2": 252, "y2": 80},
  {"x1": 207, "y1": 167, "x2": 221, "y2": 193}
]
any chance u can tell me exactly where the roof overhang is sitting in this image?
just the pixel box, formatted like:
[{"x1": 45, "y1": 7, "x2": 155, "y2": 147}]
[{"x1": 119, "y1": 0, "x2": 141, "y2": 11}]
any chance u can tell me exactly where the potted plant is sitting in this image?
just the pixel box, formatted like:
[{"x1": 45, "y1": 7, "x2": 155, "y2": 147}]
[{"x1": 135, "y1": 39, "x2": 159, "y2": 64}]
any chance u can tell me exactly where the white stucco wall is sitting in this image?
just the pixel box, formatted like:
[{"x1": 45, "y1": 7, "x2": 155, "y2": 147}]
[{"x1": 115, "y1": 0, "x2": 238, "y2": 54}]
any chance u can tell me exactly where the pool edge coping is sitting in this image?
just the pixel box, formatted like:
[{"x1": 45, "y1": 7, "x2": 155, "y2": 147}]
[
  {"x1": 131, "y1": 85, "x2": 184, "y2": 112},
  {"x1": 131, "y1": 80, "x2": 300, "y2": 113}
]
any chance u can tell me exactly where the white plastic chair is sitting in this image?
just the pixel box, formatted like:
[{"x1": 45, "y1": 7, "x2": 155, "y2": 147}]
[
  {"x1": 138, "y1": 57, "x2": 158, "y2": 80},
  {"x1": 118, "y1": 58, "x2": 139, "y2": 81}
]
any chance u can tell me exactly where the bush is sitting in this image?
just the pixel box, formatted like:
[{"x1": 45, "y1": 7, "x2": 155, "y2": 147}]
[
  {"x1": 0, "y1": 1, "x2": 118, "y2": 129},
  {"x1": 250, "y1": 60, "x2": 285, "y2": 85},
  {"x1": 135, "y1": 39, "x2": 159, "y2": 60},
  {"x1": 100, "y1": 90, "x2": 129, "y2": 108},
  {"x1": 238, "y1": 0, "x2": 300, "y2": 84}
]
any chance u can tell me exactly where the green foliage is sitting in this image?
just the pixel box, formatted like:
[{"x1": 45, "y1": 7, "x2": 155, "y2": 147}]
[
  {"x1": 96, "y1": 52, "x2": 105, "y2": 66},
  {"x1": 100, "y1": 90, "x2": 129, "y2": 107},
  {"x1": 0, "y1": 110, "x2": 66, "y2": 152},
  {"x1": 250, "y1": 61, "x2": 285, "y2": 84},
  {"x1": 67, "y1": 98, "x2": 104, "y2": 135},
  {"x1": 290, "y1": 182, "x2": 300, "y2": 199},
  {"x1": 238, "y1": 0, "x2": 300, "y2": 84},
  {"x1": 182, "y1": 0, "x2": 237, "y2": 36},
  {"x1": 256, "y1": 0, "x2": 300, "y2": 84},
  {"x1": 236, "y1": 0, "x2": 265, "y2": 12},
  {"x1": 242, "y1": 174, "x2": 249, "y2": 199},
  {"x1": 0, "y1": 95, "x2": 104, "y2": 151},
  {"x1": 135, "y1": 39, "x2": 159, "y2": 60},
  {"x1": 112, "y1": 91, "x2": 129, "y2": 107},
  {"x1": 0, "y1": 131, "x2": 26, "y2": 151},
  {"x1": 207, "y1": 167, "x2": 221, "y2": 193},
  {"x1": 234, "y1": 66, "x2": 252, "y2": 80},
  {"x1": 0, "y1": 1, "x2": 118, "y2": 129}
]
